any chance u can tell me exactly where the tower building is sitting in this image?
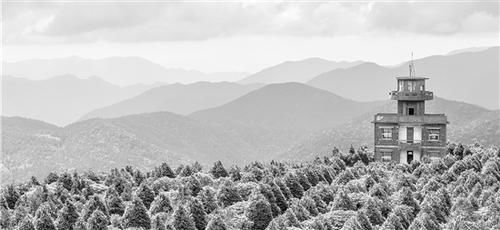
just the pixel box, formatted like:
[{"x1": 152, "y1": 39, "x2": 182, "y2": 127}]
[{"x1": 373, "y1": 58, "x2": 448, "y2": 164}]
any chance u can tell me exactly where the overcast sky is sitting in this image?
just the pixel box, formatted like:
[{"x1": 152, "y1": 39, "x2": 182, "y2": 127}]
[{"x1": 2, "y1": 1, "x2": 499, "y2": 73}]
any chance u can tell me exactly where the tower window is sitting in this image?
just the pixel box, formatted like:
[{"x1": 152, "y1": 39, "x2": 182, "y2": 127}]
[
  {"x1": 381, "y1": 150, "x2": 392, "y2": 162},
  {"x1": 408, "y1": 108, "x2": 415, "y2": 115},
  {"x1": 428, "y1": 129, "x2": 440, "y2": 141},
  {"x1": 381, "y1": 128, "x2": 392, "y2": 140}
]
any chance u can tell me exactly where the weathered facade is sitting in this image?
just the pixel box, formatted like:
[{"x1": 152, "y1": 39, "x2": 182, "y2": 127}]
[{"x1": 373, "y1": 69, "x2": 448, "y2": 164}]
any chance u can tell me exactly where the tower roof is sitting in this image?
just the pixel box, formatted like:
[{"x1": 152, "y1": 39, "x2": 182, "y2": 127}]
[{"x1": 396, "y1": 77, "x2": 429, "y2": 80}]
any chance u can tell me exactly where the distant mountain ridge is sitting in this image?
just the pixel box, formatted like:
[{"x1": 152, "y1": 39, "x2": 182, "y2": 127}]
[
  {"x1": 280, "y1": 97, "x2": 500, "y2": 161},
  {"x1": 2, "y1": 75, "x2": 159, "y2": 126},
  {"x1": 3, "y1": 56, "x2": 247, "y2": 85},
  {"x1": 2, "y1": 83, "x2": 498, "y2": 183},
  {"x1": 81, "y1": 82, "x2": 263, "y2": 120},
  {"x1": 308, "y1": 47, "x2": 499, "y2": 110},
  {"x1": 239, "y1": 58, "x2": 363, "y2": 84}
]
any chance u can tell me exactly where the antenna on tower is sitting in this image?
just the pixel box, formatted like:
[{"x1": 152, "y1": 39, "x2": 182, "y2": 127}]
[{"x1": 409, "y1": 52, "x2": 416, "y2": 77}]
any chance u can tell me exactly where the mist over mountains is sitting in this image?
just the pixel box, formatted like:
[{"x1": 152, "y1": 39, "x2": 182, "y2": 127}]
[
  {"x1": 308, "y1": 47, "x2": 499, "y2": 110},
  {"x1": 2, "y1": 47, "x2": 499, "y2": 183},
  {"x1": 2, "y1": 75, "x2": 159, "y2": 126},
  {"x1": 3, "y1": 56, "x2": 247, "y2": 85}
]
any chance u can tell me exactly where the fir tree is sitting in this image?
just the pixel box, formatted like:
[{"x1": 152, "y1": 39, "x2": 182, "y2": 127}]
[
  {"x1": 136, "y1": 183, "x2": 155, "y2": 209},
  {"x1": 188, "y1": 198, "x2": 207, "y2": 230},
  {"x1": 122, "y1": 197, "x2": 151, "y2": 229},
  {"x1": 274, "y1": 178, "x2": 293, "y2": 200},
  {"x1": 172, "y1": 206, "x2": 196, "y2": 230},
  {"x1": 296, "y1": 172, "x2": 311, "y2": 191},
  {"x1": 246, "y1": 197, "x2": 273, "y2": 230},
  {"x1": 86, "y1": 209, "x2": 108, "y2": 230},
  {"x1": 151, "y1": 213, "x2": 166, "y2": 230},
  {"x1": 106, "y1": 193, "x2": 125, "y2": 216},
  {"x1": 150, "y1": 193, "x2": 173, "y2": 215},
  {"x1": 157, "y1": 163, "x2": 175, "y2": 178},
  {"x1": 205, "y1": 214, "x2": 227, "y2": 230},
  {"x1": 55, "y1": 201, "x2": 79, "y2": 230},
  {"x1": 270, "y1": 181, "x2": 288, "y2": 212},
  {"x1": 331, "y1": 189, "x2": 355, "y2": 211},
  {"x1": 394, "y1": 187, "x2": 420, "y2": 217},
  {"x1": 216, "y1": 182, "x2": 242, "y2": 207},
  {"x1": 3, "y1": 184, "x2": 19, "y2": 209},
  {"x1": 285, "y1": 173, "x2": 304, "y2": 199},
  {"x1": 229, "y1": 166, "x2": 242, "y2": 181},
  {"x1": 82, "y1": 195, "x2": 108, "y2": 221},
  {"x1": 17, "y1": 215, "x2": 35, "y2": 230},
  {"x1": 34, "y1": 206, "x2": 56, "y2": 230},
  {"x1": 198, "y1": 187, "x2": 218, "y2": 214},
  {"x1": 210, "y1": 161, "x2": 229, "y2": 179},
  {"x1": 380, "y1": 213, "x2": 404, "y2": 230},
  {"x1": 408, "y1": 212, "x2": 439, "y2": 230},
  {"x1": 362, "y1": 197, "x2": 384, "y2": 226}
]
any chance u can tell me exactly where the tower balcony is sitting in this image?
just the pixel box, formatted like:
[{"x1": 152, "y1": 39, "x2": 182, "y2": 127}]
[{"x1": 390, "y1": 91, "x2": 433, "y2": 101}]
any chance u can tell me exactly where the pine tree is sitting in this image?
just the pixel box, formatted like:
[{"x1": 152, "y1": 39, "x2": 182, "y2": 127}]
[
  {"x1": 106, "y1": 193, "x2": 125, "y2": 216},
  {"x1": 246, "y1": 197, "x2": 273, "y2": 230},
  {"x1": 210, "y1": 161, "x2": 229, "y2": 179},
  {"x1": 216, "y1": 182, "x2": 242, "y2": 207},
  {"x1": 296, "y1": 172, "x2": 311, "y2": 191},
  {"x1": 269, "y1": 181, "x2": 288, "y2": 213},
  {"x1": 151, "y1": 213, "x2": 166, "y2": 230},
  {"x1": 229, "y1": 166, "x2": 242, "y2": 181},
  {"x1": 380, "y1": 213, "x2": 404, "y2": 230},
  {"x1": 82, "y1": 195, "x2": 108, "y2": 221},
  {"x1": 198, "y1": 187, "x2": 218, "y2": 214},
  {"x1": 17, "y1": 215, "x2": 35, "y2": 230},
  {"x1": 122, "y1": 197, "x2": 151, "y2": 229},
  {"x1": 3, "y1": 184, "x2": 19, "y2": 209},
  {"x1": 86, "y1": 209, "x2": 108, "y2": 230},
  {"x1": 362, "y1": 197, "x2": 384, "y2": 226},
  {"x1": 300, "y1": 196, "x2": 319, "y2": 217},
  {"x1": 285, "y1": 173, "x2": 304, "y2": 199},
  {"x1": 150, "y1": 193, "x2": 173, "y2": 215},
  {"x1": 188, "y1": 198, "x2": 207, "y2": 230},
  {"x1": 408, "y1": 212, "x2": 439, "y2": 230},
  {"x1": 394, "y1": 187, "x2": 420, "y2": 217},
  {"x1": 172, "y1": 206, "x2": 196, "y2": 230},
  {"x1": 157, "y1": 163, "x2": 175, "y2": 178},
  {"x1": 34, "y1": 206, "x2": 56, "y2": 230},
  {"x1": 55, "y1": 201, "x2": 79, "y2": 230},
  {"x1": 274, "y1": 178, "x2": 292, "y2": 200},
  {"x1": 136, "y1": 183, "x2": 155, "y2": 209},
  {"x1": 331, "y1": 189, "x2": 355, "y2": 211},
  {"x1": 205, "y1": 214, "x2": 227, "y2": 230}
]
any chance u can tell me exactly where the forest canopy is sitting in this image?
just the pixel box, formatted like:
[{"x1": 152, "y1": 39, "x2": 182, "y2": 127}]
[{"x1": 1, "y1": 143, "x2": 499, "y2": 230}]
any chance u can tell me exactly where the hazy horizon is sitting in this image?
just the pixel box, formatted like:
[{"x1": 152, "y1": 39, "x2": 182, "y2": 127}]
[{"x1": 3, "y1": 1, "x2": 499, "y2": 83}]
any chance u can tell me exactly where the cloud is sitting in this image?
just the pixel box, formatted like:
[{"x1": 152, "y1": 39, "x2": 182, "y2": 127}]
[{"x1": 3, "y1": 1, "x2": 498, "y2": 44}]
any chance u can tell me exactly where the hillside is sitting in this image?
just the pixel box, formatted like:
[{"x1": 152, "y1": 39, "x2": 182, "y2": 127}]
[
  {"x1": 81, "y1": 82, "x2": 263, "y2": 120},
  {"x1": 281, "y1": 97, "x2": 499, "y2": 161},
  {"x1": 308, "y1": 47, "x2": 500, "y2": 110},
  {"x1": 2, "y1": 75, "x2": 157, "y2": 126},
  {"x1": 1, "y1": 112, "x2": 254, "y2": 183},
  {"x1": 3, "y1": 56, "x2": 247, "y2": 85},
  {"x1": 190, "y1": 83, "x2": 383, "y2": 157},
  {"x1": 239, "y1": 58, "x2": 362, "y2": 84}
]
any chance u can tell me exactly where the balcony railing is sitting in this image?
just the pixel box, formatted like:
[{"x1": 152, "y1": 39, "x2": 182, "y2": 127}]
[
  {"x1": 390, "y1": 91, "x2": 433, "y2": 100},
  {"x1": 399, "y1": 140, "x2": 422, "y2": 144}
]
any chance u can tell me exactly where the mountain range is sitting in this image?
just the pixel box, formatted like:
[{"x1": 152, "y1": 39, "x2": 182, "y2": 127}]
[
  {"x1": 308, "y1": 47, "x2": 499, "y2": 110},
  {"x1": 239, "y1": 58, "x2": 362, "y2": 84},
  {"x1": 2, "y1": 75, "x2": 159, "y2": 126},
  {"x1": 81, "y1": 82, "x2": 263, "y2": 120},
  {"x1": 3, "y1": 56, "x2": 247, "y2": 85},
  {"x1": 3, "y1": 82, "x2": 498, "y2": 183}
]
